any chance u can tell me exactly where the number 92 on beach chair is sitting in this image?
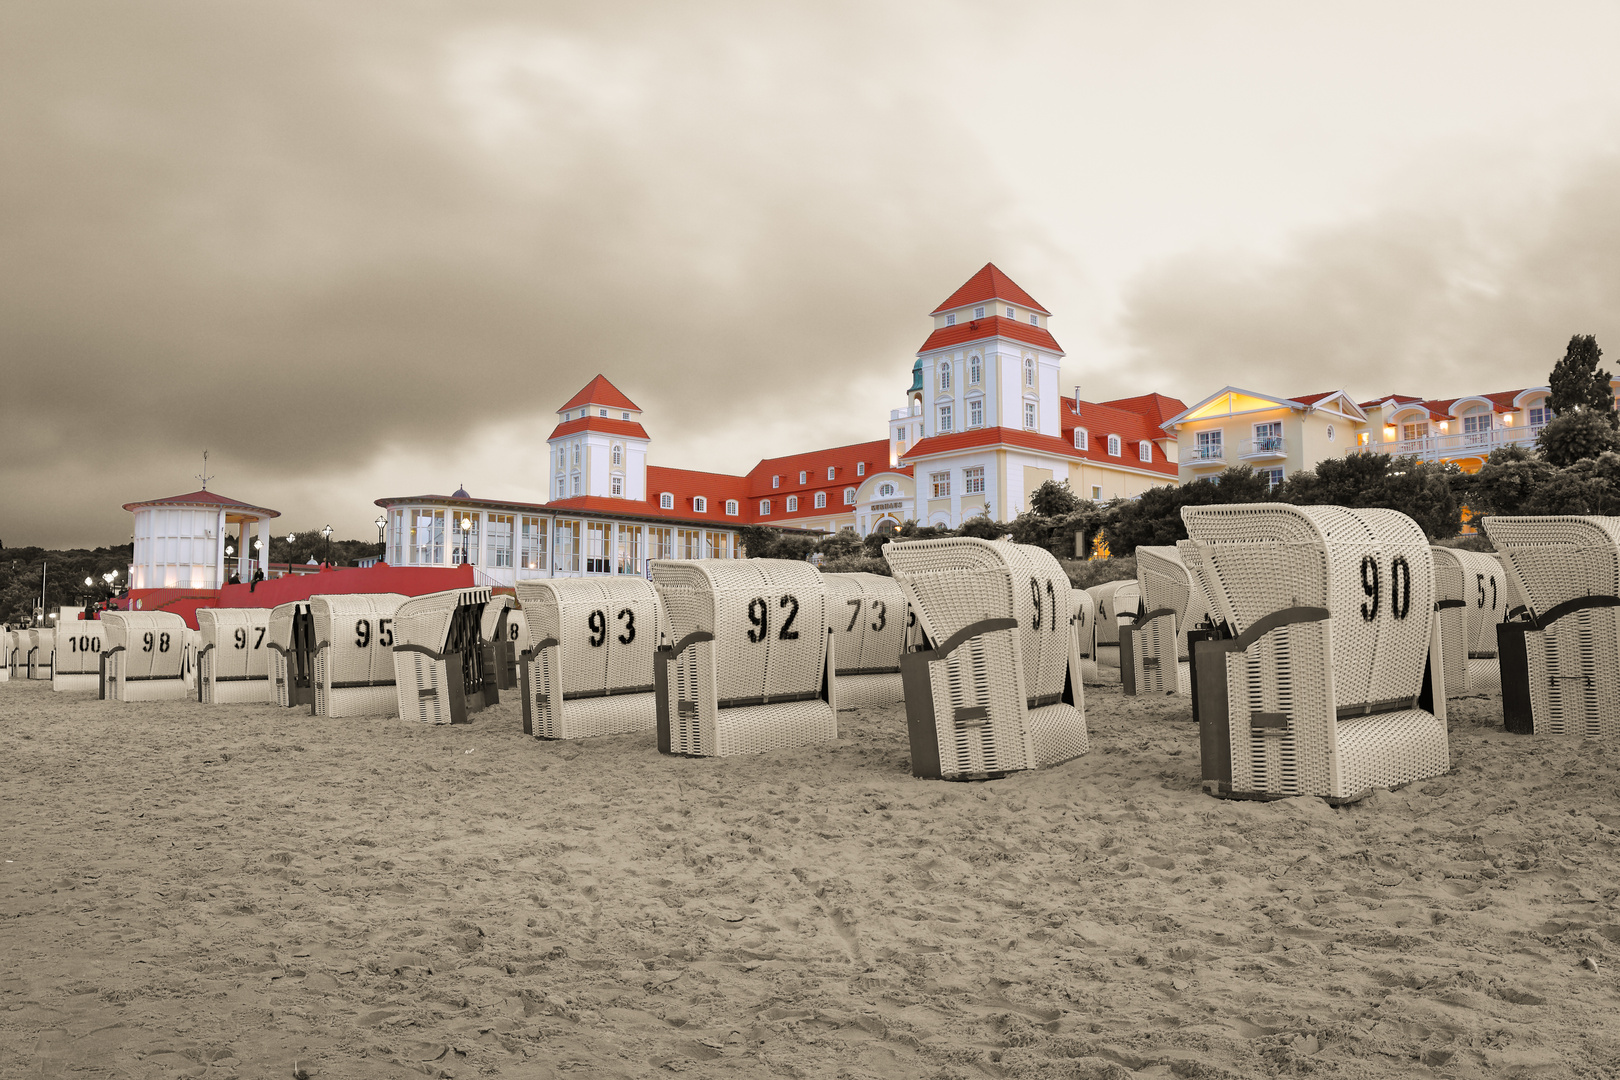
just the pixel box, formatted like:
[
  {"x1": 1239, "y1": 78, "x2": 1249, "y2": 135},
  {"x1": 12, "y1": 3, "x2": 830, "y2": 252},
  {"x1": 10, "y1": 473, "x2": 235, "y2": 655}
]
[
  {"x1": 884, "y1": 538, "x2": 1088, "y2": 780},
  {"x1": 515, "y1": 578, "x2": 666, "y2": 740},
  {"x1": 653, "y1": 559, "x2": 838, "y2": 756},
  {"x1": 1180, "y1": 504, "x2": 1449, "y2": 803}
]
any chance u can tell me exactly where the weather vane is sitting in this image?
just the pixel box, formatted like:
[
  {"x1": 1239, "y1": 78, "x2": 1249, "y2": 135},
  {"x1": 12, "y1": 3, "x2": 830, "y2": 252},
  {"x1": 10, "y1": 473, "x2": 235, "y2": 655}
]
[{"x1": 195, "y1": 449, "x2": 214, "y2": 491}]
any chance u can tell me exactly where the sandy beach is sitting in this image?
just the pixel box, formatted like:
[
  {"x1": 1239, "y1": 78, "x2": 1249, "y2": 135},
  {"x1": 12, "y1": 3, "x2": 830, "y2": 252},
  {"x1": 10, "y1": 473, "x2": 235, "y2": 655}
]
[{"x1": 3, "y1": 678, "x2": 1618, "y2": 1080}]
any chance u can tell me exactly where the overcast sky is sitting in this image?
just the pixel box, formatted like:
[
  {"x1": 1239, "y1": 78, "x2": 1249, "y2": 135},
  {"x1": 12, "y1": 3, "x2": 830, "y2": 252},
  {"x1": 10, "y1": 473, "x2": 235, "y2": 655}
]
[{"x1": 6, "y1": 1, "x2": 1620, "y2": 547}]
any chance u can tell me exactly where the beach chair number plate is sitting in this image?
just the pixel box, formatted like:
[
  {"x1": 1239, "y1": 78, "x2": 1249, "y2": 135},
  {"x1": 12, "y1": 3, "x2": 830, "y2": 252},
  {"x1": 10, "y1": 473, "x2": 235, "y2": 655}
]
[
  {"x1": 142, "y1": 632, "x2": 171, "y2": 653},
  {"x1": 352, "y1": 618, "x2": 394, "y2": 648},
  {"x1": 746, "y1": 595, "x2": 800, "y2": 642},
  {"x1": 1359, "y1": 556, "x2": 1412, "y2": 621},
  {"x1": 66, "y1": 635, "x2": 102, "y2": 653},
  {"x1": 233, "y1": 628, "x2": 266, "y2": 650},
  {"x1": 586, "y1": 609, "x2": 635, "y2": 646},
  {"x1": 845, "y1": 599, "x2": 887, "y2": 633}
]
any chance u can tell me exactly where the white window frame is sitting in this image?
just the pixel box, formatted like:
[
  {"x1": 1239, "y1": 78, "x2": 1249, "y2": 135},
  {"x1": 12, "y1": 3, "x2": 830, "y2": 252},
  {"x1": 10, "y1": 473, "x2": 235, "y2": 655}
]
[
  {"x1": 1091, "y1": 485, "x2": 1102, "y2": 499},
  {"x1": 799, "y1": 470, "x2": 807, "y2": 484},
  {"x1": 973, "y1": 306, "x2": 984, "y2": 319},
  {"x1": 1075, "y1": 428, "x2": 1089, "y2": 450},
  {"x1": 964, "y1": 466, "x2": 985, "y2": 495},
  {"x1": 879, "y1": 483, "x2": 895, "y2": 497},
  {"x1": 945, "y1": 313, "x2": 956, "y2": 326},
  {"x1": 773, "y1": 475, "x2": 780, "y2": 488},
  {"x1": 1139, "y1": 441, "x2": 1152, "y2": 463},
  {"x1": 725, "y1": 499, "x2": 738, "y2": 516},
  {"x1": 814, "y1": 492, "x2": 826, "y2": 509},
  {"x1": 610, "y1": 474, "x2": 623, "y2": 496},
  {"x1": 1024, "y1": 358, "x2": 1034, "y2": 387},
  {"x1": 693, "y1": 496, "x2": 707, "y2": 513},
  {"x1": 1006, "y1": 306, "x2": 1014, "y2": 318},
  {"x1": 1107, "y1": 434, "x2": 1121, "y2": 457},
  {"x1": 1029, "y1": 313, "x2": 1038, "y2": 326},
  {"x1": 787, "y1": 495, "x2": 799, "y2": 512},
  {"x1": 598, "y1": 408, "x2": 608, "y2": 417},
  {"x1": 843, "y1": 487, "x2": 856, "y2": 505},
  {"x1": 659, "y1": 492, "x2": 673, "y2": 510},
  {"x1": 760, "y1": 499, "x2": 771, "y2": 515},
  {"x1": 612, "y1": 443, "x2": 622, "y2": 466},
  {"x1": 827, "y1": 466, "x2": 835, "y2": 480},
  {"x1": 969, "y1": 398, "x2": 984, "y2": 428},
  {"x1": 969, "y1": 355, "x2": 981, "y2": 384},
  {"x1": 931, "y1": 471, "x2": 951, "y2": 498},
  {"x1": 621, "y1": 411, "x2": 630, "y2": 420},
  {"x1": 939, "y1": 404, "x2": 953, "y2": 433},
  {"x1": 1261, "y1": 467, "x2": 1284, "y2": 490},
  {"x1": 856, "y1": 462, "x2": 865, "y2": 476},
  {"x1": 1024, "y1": 402, "x2": 1037, "y2": 429},
  {"x1": 940, "y1": 361, "x2": 952, "y2": 391}
]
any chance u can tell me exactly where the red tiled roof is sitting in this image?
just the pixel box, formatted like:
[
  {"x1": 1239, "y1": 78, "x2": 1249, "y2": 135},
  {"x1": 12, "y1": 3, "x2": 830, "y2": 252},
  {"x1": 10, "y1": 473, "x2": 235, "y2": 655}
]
[
  {"x1": 1063, "y1": 398, "x2": 1181, "y2": 477},
  {"x1": 931, "y1": 263, "x2": 1050, "y2": 316},
  {"x1": 1095, "y1": 392, "x2": 1186, "y2": 429},
  {"x1": 1359, "y1": 393, "x2": 1425, "y2": 408},
  {"x1": 900, "y1": 426, "x2": 1088, "y2": 464},
  {"x1": 546, "y1": 416, "x2": 651, "y2": 441},
  {"x1": 1290, "y1": 391, "x2": 1338, "y2": 406},
  {"x1": 122, "y1": 489, "x2": 281, "y2": 518},
  {"x1": 744, "y1": 440, "x2": 907, "y2": 499},
  {"x1": 558, "y1": 375, "x2": 639, "y2": 413},
  {"x1": 918, "y1": 316, "x2": 1063, "y2": 356}
]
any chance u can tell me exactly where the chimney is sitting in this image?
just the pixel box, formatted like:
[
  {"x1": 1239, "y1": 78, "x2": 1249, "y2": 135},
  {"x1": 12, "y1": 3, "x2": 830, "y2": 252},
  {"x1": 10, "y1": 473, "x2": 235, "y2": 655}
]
[{"x1": 1073, "y1": 386, "x2": 1081, "y2": 415}]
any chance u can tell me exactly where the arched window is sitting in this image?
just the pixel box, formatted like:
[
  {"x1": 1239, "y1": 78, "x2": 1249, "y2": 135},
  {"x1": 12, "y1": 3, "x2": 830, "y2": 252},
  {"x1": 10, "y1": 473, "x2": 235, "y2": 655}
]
[
  {"x1": 787, "y1": 495, "x2": 799, "y2": 512},
  {"x1": 879, "y1": 483, "x2": 895, "y2": 497},
  {"x1": 1107, "y1": 434, "x2": 1121, "y2": 457},
  {"x1": 612, "y1": 444, "x2": 622, "y2": 466},
  {"x1": 814, "y1": 492, "x2": 827, "y2": 509},
  {"x1": 571, "y1": 442, "x2": 581, "y2": 466},
  {"x1": 1024, "y1": 358, "x2": 1035, "y2": 387},
  {"x1": 844, "y1": 487, "x2": 856, "y2": 505},
  {"x1": 760, "y1": 499, "x2": 771, "y2": 515},
  {"x1": 725, "y1": 499, "x2": 738, "y2": 516},
  {"x1": 693, "y1": 496, "x2": 707, "y2": 513},
  {"x1": 1139, "y1": 441, "x2": 1152, "y2": 463},
  {"x1": 969, "y1": 356, "x2": 981, "y2": 384},
  {"x1": 659, "y1": 492, "x2": 673, "y2": 510},
  {"x1": 1074, "y1": 428, "x2": 1089, "y2": 450},
  {"x1": 940, "y1": 362, "x2": 952, "y2": 391}
]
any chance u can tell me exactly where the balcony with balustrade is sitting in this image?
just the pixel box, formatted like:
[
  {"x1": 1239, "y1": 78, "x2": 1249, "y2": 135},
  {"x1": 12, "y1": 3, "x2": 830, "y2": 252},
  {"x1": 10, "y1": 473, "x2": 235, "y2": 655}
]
[
  {"x1": 1346, "y1": 423, "x2": 1545, "y2": 464},
  {"x1": 1239, "y1": 435, "x2": 1287, "y2": 460},
  {"x1": 1181, "y1": 442, "x2": 1227, "y2": 470}
]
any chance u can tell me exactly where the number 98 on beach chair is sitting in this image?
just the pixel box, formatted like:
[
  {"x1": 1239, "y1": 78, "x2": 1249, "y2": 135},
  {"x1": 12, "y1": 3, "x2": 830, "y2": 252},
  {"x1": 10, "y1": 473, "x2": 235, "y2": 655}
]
[
  {"x1": 884, "y1": 538, "x2": 1088, "y2": 780},
  {"x1": 1180, "y1": 504, "x2": 1449, "y2": 803},
  {"x1": 99, "y1": 612, "x2": 190, "y2": 701},
  {"x1": 653, "y1": 559, "x2": 838, "y2": 756}
]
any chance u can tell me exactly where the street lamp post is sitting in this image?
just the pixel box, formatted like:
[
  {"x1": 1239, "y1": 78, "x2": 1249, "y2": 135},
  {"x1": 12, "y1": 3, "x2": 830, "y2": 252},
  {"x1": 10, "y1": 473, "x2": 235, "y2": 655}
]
[
  {"x1": 287, "y1": 533, "x2": 297, "y2": 577},
  {"x1": 225, "y1": 543, "x2": 235, "y2": 582},
  {"x1": 460, "y1": 516, "x2": 473, "y2": 565},
  {"x1": 320, "y1": 525, "x2": 334, "y2": 569},
  {"x1": 374, "y1": 514, "x2": 386, "y2": 546}
]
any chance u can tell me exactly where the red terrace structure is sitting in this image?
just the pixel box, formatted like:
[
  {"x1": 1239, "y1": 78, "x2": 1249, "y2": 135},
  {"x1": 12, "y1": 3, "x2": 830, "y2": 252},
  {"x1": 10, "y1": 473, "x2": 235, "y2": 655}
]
[{"x1": 375, "y1": 266, "x2": 1186, "y2": 577}]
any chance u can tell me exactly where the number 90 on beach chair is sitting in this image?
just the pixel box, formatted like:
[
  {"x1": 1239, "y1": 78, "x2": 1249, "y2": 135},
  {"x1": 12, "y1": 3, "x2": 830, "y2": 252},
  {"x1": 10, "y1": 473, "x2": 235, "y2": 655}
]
[
  {"x1": 196, "y1": 608, "x2": 273, "y2": 704},
  {"x1": 515, "y1": 578, "x2": 665, "y2": 740},
  {"x1": 1180, "y1": 504, "x2": 1449, "y2": 803},
  {"x1": 884, "y1": 538, "x2": 1088, "y2": 780},
  {"x1": 99, "y1": 612, "x2": 190, "y2": 701},
  {"x1": 652, "y1": 559, "x2": 837, "y2": 757},
  {"x1": 1483, "y1": 515, "x2": 1620, "y2": 736}
]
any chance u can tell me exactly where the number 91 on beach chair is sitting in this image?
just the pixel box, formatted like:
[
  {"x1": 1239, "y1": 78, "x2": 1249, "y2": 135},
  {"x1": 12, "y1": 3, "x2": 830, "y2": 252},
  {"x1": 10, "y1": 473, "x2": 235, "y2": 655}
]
[
  {"x1": 99, "y1": 612, "x2": 190, "y2": 701},
  {"x1": 1180, "y1": 504, "x2": 1449, "y2": 803},
  {"x1": 653, "y1": 559, "x2": 837, "y2": 756},
  {"x1": 196, "y1": 608, "x2": 273, "y2": 704},
  {"x1": 514, "y1": 578, "x2": 665, "y2": 740},
  {"x1": 1483, "y1": 515, "x2": 1620, "y2": 736},
  {"x1": 884, "y1": 538, "x2": 1088, "y2": 780}
]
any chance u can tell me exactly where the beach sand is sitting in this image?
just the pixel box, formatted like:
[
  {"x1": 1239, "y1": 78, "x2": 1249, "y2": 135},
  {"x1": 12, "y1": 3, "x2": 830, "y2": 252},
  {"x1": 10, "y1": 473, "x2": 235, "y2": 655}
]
[{"x1": 3, "y1": 678, "x2": 1619, "y2": 1079}]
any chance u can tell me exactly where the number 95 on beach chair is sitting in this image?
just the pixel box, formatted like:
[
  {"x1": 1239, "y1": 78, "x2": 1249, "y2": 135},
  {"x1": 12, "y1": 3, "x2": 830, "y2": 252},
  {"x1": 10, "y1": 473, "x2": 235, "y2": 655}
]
[
  {"x1": 1483, "y1": 515, "x2": 1620, "y2": 736},
  {"x1": 652, "y1": 559, "x2": 837, "y2": 756},
  {"x1": 309, "y1": 593, "x2": 407, "y2": 718},
  {"x1": 514, "y1": 578, "x2": 665, "y2": 740},
  {"x1": 1180, "y1": 504, "x2": 1449, "y2": 803},
  {"x1": 884, "y1": 538, "x2": 1087, "y2": 780}
]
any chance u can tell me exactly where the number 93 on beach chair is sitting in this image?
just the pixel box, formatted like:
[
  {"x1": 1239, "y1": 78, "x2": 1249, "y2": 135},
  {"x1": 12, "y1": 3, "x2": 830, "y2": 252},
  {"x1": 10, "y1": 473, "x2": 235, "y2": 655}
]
[
  {"x1": 308, "y1": 593, "x2": 407, "y2": 718},
  {"x1": 391, "y1": 587, "x2": 495, "y2": 724},
  {"x1": 824, "y1": 572, "x2": 908, "y2": 711},
  {"x1": 196, "y1": 608, "x2": 273, "y2": 704},
  {"x1": 652, "y1": 559, "x2": 837, "y2": 757},
  {"x1": 1483, "y1": 515, "x2": 1620, "y2": 736},
  {"x1": 514, "y1": 578, "x2": 666, "y2": 740},
  {"x1": 98, "y1": 612, "x2": 191, "y2": 701},
  {"x1": 1180, "y1": 504, "x2": 1449, "y2": 803},
  {"x1": 883, "y1": 538, "x2": 1088, "y2": 780}
]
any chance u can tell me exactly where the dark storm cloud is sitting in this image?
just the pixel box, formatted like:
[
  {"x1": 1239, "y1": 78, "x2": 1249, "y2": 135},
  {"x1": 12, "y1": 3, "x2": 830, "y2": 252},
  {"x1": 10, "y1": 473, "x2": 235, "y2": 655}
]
[
  {"x1": 1119, "y1": 153, "x2": 1620, "y2": 404},
  {"x1": 0, "y1": 1, "x2": 1010, "y2": 545}
]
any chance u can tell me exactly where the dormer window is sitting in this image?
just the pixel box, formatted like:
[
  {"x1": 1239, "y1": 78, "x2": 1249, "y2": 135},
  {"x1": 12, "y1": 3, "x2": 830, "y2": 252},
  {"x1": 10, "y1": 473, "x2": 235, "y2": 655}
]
[
  {"x1": 1139, "y1": 441, "x2": 1152, "y2": 463},
  {"x1": 844, "y1": 487, "x2": 856, "y2": 505},
  {"x1": 856, "y1": 462, "x2": 865, "y2": 476},
  {"x1": 1075, "y1": 428, "x2": 1089, "y2": 450},
  {"x1": 621, "y1": 411, "x2": 630, "y2": 420},
  {"x1": 787, "y1": 495, "x2": 799, "y2": 512},
  {"x1": 772, "y1": 475, "x2": 780, "y2": 488},
  {"x1": 599, "y1": 408, "x2": 608, "y2": 417},
  {"x1": 1029, "y1": 314, "x2": 1038, "y2": 326},
  {"x1": 799, "y1": 470, "x2": 807, "y2": 484},
  {"x1": 725, "y1": 499, "x2": 738, "y2": 516},
  {"x1": 827, "y1": 466, "x2": 835, "y2": 480},
  {"x1": 660, "y1": 492, "x2": 673, "y2": 510},
  {"x1": 945, "y1": 313, "x2": 956, "y2": 326},
  {"x1": 974, "y1": 306, "x2": 984, "y2": 319},
  {"x1": 760, "y1": 499, "x2": 771, "y2": 515},
  {"x1": 693, "y1": 496, "x2": 707, "y2": 513},
  {"x1": 1107, "y1": 434, "x2": 1121, "y2": 457},
  {"x1": 814, "y1": 492, "x2": 827, "y2": 509}
]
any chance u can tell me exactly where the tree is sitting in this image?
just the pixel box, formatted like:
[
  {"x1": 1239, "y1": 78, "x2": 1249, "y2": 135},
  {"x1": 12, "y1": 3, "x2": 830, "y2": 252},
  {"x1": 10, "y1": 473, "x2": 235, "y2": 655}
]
[
  {"x1": 1029, "y1": 479, "x2": 1080, "y2": 518},
  {"x1": 1104, "y1": 466, "x2": 1274, "y2": 556},
  {"x1": 956, "y1": 513, "x2": 1008, "y2": 540},
  {"x1": 1525, "y1": 454, "x2": 1620, "y2": 515},
  {"x1": 1458, "y1": 444, "x2": 1557, "y2": 517},
  {"x1": 1535, "y1": 409, "x2": 1620, "y2": 468},
  {"x1": 1548, "y1": 333, "x2": 1616, "y2": 426},
  {"x1": 738, "y1": 525, "x2": 818, "y2": 561}
]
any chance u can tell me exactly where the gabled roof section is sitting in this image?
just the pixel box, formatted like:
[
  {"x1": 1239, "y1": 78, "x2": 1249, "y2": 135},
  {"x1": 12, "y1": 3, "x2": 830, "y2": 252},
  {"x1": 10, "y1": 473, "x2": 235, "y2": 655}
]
[
  {"x1": 547, "y1": 416, "x2": 651, "y2": 441},
  {"x1": 1163, "y1": 387, "x2": 1367, "y2": 429},
  {"x1": 918, "y1": 316, "x2": 1063, "y2": 356},
  {"x1": 901, "y1": 426, "x2": 1082, "y2": 463},
  {"x1": 122, "y1": 489, "x2": 281, "y2": 518},
  {"x1": 1095, "y1": 392, "x2": 1187, "y2": 430},
  {"x1": 558, "y1": 375, "x2": 639, "y2": 413},
  {"x1": 1295, "y1": 390, "x2": 1368, "y2": 421},
  {"x1": 931, "y1": 263, "x2": 1050, "y2": 316},
  {"x1": 744, "y1": 440, "x2": 905, "y2": 499}
]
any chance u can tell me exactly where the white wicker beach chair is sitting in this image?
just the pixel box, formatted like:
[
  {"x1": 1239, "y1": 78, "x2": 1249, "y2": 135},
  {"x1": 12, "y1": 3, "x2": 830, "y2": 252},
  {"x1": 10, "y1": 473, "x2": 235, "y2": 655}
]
[
  {"x1": 1481, "y1": 515, "x2": 1620, "y2": 736},
  {"x1": 884, "y1": 538, "x2": 1087, "y2": 780},
  {"x1": 1430, "y1": 547, "x2": 1507, "y2": 698},
  {"x1": 308, "y1": 593, "x2": 407, "y2": 718},
  {"x1": 391, "y1": 587, "x2": 494, "y2": 724},
  {"x1": 479, "y1": 595, "x2": 525, "y2": 692},
  {"x1": 266, "y1": 601, "x2": 316, "y2": 708},
  {"x1": 514, "y1": 578, "x2": 666, "y2": 740},
  {"x1": 652, "y1": 559, "x2": 838, "y2": 756},
  {"x1": 1121, "y1": 545, "x2": 1210, "y2": 696},
  {"x1": 27, "y1": 628, "x2": 54, "y2": 680},
  {"x1": 51, "y1": 620, "x2": 104, "y2": 692},
  {"x1": 196, "y1": 608, "x2": 274, "y2": 704},
  {"x1": 1086, "y1": 577, "x2": 1139, "y2": 674},
  {"x1": 824, "y1": 572, "x2": 908, "y2": 711},
  {"x1": 99, "y1": 612, "x2": 191, "y2": 701},
  {"x1": 1180, "y1": 504, "x2": 1449, "y2": 802},
  {"x1": 1071, "y1": 588, "x2": 1108, "y2": 684}
]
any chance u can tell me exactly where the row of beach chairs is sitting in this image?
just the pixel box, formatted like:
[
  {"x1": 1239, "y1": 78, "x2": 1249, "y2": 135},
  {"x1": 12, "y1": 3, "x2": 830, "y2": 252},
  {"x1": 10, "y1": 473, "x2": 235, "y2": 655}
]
[{"x1": 7, "y1": 509, "x2": 1618, "y2": 802}]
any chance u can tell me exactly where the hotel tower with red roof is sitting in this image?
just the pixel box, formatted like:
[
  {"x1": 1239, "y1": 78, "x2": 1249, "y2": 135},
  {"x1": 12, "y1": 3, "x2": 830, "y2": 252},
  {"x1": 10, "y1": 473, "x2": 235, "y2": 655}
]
[{"x1": 375, "y1": 265, "x2": 1184, "y2": 584}]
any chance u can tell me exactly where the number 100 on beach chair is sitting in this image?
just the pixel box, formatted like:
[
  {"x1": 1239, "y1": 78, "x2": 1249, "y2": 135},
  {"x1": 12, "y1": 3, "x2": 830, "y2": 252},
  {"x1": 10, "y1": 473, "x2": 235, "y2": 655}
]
[
  {"x1": 884, "y1": 538, "x2": 1087, "y2": 780},
  {"x1": 1180, "y1": 504, "x2": 1449, "y2": 803},
  {"x1": 653, "y1": 559, "x2": 837, "y2": 757}
]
